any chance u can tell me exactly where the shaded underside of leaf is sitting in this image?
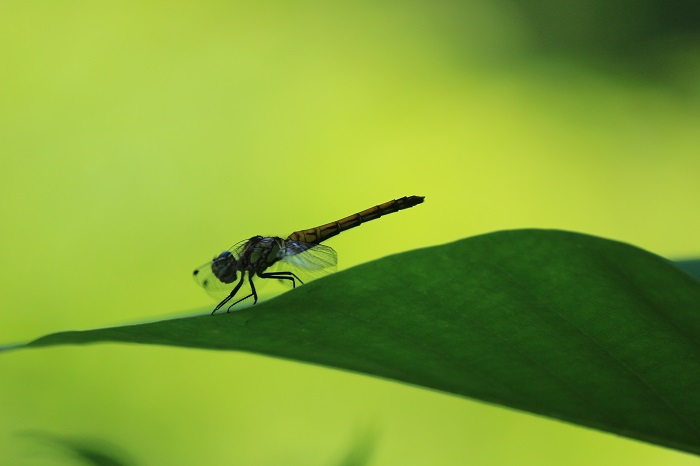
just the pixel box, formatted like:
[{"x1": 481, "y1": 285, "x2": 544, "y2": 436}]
[{"x1": 15, "y1": 230, "x2": 700, "y2": 455}]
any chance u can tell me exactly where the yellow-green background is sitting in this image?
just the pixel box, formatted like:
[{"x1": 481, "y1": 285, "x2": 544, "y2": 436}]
[{"x1": 1, "y1": 1, "x2": 699, "y2": 464}]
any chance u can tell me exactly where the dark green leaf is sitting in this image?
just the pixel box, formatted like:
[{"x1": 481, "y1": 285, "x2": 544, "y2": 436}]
[
  {"x1": 675, "y1": 260, "x2": 700, "y2": 281},
  {"x1": 9, "y1": 230, "x2": 700, "y2": 455}
]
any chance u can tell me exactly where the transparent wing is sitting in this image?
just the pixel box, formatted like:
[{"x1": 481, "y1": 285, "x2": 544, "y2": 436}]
[
  {"x1": 271, "y1": 240, "x2": 338, "y2": 284},
  {"x1": 192, "y1": 239, "x2": 250, "y2": 299},
  {"x1": 192, "y1": 261, "x2": 233, "y2": 299}
]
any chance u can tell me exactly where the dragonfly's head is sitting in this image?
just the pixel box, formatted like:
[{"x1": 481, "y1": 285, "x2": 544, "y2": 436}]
[{"x1": 211, "y1": 250, "x2": 238, "y2": 284}]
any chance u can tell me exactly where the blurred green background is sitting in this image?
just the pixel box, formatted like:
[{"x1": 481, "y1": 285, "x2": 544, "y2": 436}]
[{"x1": 1, "y1": 0, "x2": 699, "y2": 464}]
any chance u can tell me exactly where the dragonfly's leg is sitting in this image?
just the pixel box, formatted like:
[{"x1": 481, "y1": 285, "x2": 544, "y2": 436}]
[
  {"x1": 226, "y1": 293, "x2": 253, "y2": 312},
  {"x1": 259, "y1": 272, "x2": 298, "y2": 288},
  {"x1": 275, "y1": 271, "x2": 304, "y2": 285},
  {"x1": 212, "y1": 275, "x2": 245, "y2": 316},
  {"x1": 249, "y1": 274, "x2": 258, "y2": 304},
  {"x1": 225, "y1": 274, "x2": 260, "y2": 312},
  {"x1": 260, "y1": 271, "x2": 304, "y2": 286}
]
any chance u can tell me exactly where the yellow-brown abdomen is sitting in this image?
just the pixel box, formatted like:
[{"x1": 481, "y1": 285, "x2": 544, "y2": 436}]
[{"x1": 286, "y1": 195, "x2": 425, "y2": 244}]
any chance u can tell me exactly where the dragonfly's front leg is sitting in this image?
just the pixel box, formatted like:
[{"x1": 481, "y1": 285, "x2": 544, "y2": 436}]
[
  {"x1": 226, "y1": 293, "x2": 253, "y2": 312},
  {"x1": 225, "y1": 274, "x2": 260, "y2": 312},
  {"x1": 212, "y1": 274, "x2": 246, "y2": 315}
]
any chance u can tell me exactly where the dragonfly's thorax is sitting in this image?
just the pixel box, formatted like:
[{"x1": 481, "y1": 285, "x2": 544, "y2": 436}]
[{"x1": 237, "y1": 236, "x2": 284, "y2": 273}]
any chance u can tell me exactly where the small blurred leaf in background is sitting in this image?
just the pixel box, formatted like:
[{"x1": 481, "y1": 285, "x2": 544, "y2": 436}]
[{"x1": 20, "y1": 431, "x2": 136, "y2": 466}]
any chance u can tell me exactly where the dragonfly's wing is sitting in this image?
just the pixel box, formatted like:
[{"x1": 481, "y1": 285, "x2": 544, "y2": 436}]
[
  {"x1": 192, "y1": 239, "x2": 249, "y2": 299},
  {"x1": 272, "y1": 240, "x2": 338, "y2": 284}
]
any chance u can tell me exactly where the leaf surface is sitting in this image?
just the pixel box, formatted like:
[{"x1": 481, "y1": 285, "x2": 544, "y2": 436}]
[{"x1": 12, "y1": 230, "x2": 700, "y2": 454}]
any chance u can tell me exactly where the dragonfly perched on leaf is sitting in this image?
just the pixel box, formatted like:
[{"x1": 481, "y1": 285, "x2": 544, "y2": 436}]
[{"x1": 193, "y1": 195, "x2": 425, "y2": 315}]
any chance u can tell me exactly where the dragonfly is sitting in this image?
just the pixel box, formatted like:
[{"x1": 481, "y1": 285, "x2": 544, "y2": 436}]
[{"x1": 193, "y1": 195, "x2": 425, "y2": 315}]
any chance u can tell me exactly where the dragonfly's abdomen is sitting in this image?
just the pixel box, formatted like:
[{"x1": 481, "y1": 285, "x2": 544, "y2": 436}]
[{"x1": 287, "y1": 195, "x2": 424, "y2": 244}]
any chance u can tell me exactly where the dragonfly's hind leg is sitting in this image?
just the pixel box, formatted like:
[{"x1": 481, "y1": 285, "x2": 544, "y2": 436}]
[{"x1": 258, "y1": 271, "x2": 304, "y2": 288}]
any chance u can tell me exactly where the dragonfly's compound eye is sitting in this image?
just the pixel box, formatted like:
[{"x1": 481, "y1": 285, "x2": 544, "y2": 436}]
[{"x1": 211, "y1": 250, "x2": 238, "y2": 284}]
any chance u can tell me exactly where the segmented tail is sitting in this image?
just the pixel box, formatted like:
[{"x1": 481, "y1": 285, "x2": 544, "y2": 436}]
[{"x1": 286, "y1": 195, "x2": 425, "y2": 244}]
